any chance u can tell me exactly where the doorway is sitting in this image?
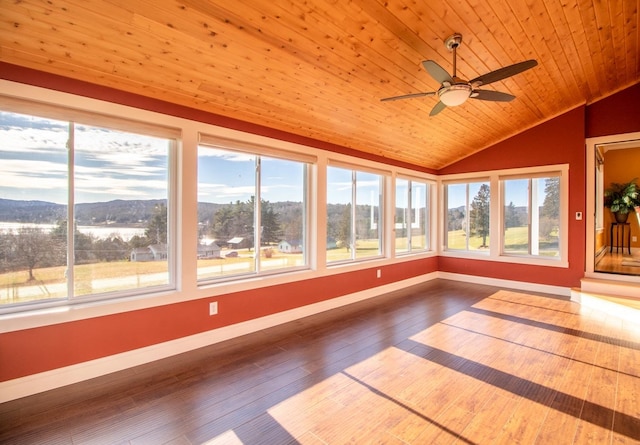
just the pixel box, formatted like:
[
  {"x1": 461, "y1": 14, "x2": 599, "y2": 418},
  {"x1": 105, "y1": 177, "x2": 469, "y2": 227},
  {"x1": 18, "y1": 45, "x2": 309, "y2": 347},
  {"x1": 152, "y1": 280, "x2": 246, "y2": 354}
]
[{"x1": 586, "y1": 132, "x2": 640, "y2": 282}]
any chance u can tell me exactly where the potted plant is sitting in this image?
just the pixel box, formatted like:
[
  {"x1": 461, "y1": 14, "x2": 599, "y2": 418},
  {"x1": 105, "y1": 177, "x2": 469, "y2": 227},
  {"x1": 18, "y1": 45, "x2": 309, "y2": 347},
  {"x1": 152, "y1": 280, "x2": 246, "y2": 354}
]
[{"x1": 604, "y1": 178, "x2": 640, "y2": 223}]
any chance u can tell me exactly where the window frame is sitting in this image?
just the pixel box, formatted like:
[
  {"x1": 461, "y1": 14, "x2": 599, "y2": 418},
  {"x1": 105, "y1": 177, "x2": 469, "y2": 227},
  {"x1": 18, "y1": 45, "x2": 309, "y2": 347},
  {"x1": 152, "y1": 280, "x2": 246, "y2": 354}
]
[
  {"x1": 0, "y1": 104, "x2": 179, "y2": 312},
  {"x1": 443, "y1": 178, "x2": 492, "y2": 253},
  {"x1": 440, "y1": 165, "x2": 569, "y2": 268},
  {"x1": 196, "y1": 138, "x2": 313, "y2": 283},
  {"x1": 500, "y1": 172, "x2": 563, "y2": 259},
  {"x1": 395, "y1": 176, "x2": 433, "y2": 255},
  {"x1": 325, "y1": 161, "x2": 387, "y2": 265}
]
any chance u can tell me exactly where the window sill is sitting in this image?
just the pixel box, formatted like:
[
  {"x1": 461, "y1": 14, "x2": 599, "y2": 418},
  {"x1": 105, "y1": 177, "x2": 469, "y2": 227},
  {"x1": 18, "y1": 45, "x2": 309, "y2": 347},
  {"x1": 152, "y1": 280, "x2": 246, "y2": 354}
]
[{"x1": 440, "y1": 250, "x2": 568, "y2": 268}]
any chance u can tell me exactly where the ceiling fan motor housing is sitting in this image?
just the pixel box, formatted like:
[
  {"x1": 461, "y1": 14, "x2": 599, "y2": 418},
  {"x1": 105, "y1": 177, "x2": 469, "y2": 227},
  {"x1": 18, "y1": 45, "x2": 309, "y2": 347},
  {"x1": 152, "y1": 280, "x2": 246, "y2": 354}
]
[{"x1": 439, "y1": 83, "x2": 472, "y2": 106}]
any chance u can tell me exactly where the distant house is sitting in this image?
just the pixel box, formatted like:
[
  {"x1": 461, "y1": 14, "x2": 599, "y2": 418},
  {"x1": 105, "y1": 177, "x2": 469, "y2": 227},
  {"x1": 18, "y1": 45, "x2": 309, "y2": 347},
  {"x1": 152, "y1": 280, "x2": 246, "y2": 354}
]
[
  {"x1": 227, "y1": 236, "x2": 250, "y2": 249},
  {"x1": 278, "y1": 240, "x2": 303, "y2": 254},
  {"x1": 326, "y1": 237, "x2": 338, "y2": 250},
  {"x1": 130, "y1": 244, "x2": 168, "y2": 262},
  {"x1": 197, "y1": 242, "x2": 221, "y2": 259}
]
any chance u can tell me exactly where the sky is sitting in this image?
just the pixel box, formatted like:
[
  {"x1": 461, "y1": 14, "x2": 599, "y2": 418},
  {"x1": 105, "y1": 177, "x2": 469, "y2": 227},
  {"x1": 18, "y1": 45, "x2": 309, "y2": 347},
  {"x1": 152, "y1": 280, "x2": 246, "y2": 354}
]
[
  {"x1": 2, "y1": 110, "x2": 412, "y2": 208},
  {"x1": 0, "y1": 111, "x2": 169, "y2": 204},
  {"x1": 1, "y1": 111, "x2": 352, "y2": 206}
]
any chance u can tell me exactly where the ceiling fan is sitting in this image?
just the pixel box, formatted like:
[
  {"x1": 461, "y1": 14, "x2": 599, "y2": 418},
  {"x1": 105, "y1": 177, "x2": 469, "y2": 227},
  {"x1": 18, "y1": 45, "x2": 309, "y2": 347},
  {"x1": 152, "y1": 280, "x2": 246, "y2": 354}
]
[{"x1": 381, "y1": 33, "x2": 538, "y2": 116}]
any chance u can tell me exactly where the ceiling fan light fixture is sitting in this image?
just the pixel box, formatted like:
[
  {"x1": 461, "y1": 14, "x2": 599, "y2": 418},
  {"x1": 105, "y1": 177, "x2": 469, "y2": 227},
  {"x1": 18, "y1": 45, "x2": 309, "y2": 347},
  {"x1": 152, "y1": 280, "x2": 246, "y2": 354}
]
[{"x1": 439, "y1": 84, "x2": 471, "y2": 106}]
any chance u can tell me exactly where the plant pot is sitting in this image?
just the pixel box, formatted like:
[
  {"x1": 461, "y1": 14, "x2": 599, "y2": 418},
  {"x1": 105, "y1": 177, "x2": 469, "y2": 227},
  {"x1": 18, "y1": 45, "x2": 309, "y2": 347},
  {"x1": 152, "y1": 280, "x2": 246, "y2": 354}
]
[{"x1": 613, "y1": 211, "x2": 629, "y2": 223}]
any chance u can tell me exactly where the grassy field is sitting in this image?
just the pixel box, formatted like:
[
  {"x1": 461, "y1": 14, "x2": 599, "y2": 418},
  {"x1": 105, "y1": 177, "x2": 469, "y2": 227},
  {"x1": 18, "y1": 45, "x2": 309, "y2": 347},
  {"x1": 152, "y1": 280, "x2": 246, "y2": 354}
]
[
  {"x1": 0, "y1": 229, "x2": 558, "y2": 302},
  {"x1": 447, "y1": 226, "x2": 559, "y2": 255}
]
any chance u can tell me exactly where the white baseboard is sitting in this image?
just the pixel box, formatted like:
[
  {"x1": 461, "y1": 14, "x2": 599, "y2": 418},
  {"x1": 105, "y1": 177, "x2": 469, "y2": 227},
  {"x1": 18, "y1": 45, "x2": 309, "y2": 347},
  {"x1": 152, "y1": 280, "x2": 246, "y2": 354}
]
[
  {"x1": 0, "y1": 271, "x2": 573, "y2": 403},
  {"x1": 437, "y1": 271, "x2": 571, "y2": 297},
  {"x1": 579, "y1": 276, "x2": 640, "y2": 299}
]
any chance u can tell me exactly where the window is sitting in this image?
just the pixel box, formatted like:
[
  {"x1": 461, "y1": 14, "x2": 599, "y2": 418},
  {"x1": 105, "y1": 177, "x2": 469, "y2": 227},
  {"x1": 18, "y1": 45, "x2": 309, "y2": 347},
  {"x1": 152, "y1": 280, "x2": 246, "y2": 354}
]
[
  {"x1": 502, "y1": 175, "x2": 561, "y2": 258},
  {"x1": 395, "y1": 178, "x2": 430, "y2": 254},
  {"x1": 0, "y1": 110, "x2": 175, "y2": 308},
  {"x1": 445, "y1": 181, "x2": 491, "y2": 251},
  {"x1": 326, "y1": 166, "x2": 384, "y2": 263},
  {"x1": 196, "y1": 143, "x2": 310, "y2": 281}
]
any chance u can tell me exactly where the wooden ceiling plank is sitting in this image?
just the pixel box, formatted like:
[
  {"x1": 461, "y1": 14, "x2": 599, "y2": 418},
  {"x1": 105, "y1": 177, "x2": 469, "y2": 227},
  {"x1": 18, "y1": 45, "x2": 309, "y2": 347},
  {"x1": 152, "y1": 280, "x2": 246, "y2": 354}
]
[
  {"x1": 532, "y1": 0, "x2": 592, "y2": 100},
  {"x1": 474, "y1": 0, "x2": 560, "y2": 116},
  {"x1": 621, "y1": 0, "x2": 639, "y2": 82},
  {"x1": 505, "y1": 1, "x2": 582, "y2": 110},
  {"x1": 542, "y1": 0, "x2": 599, "y2": 100},
  {"x1": 576, "y1": 0, "x2": 615, "y2": 98}
]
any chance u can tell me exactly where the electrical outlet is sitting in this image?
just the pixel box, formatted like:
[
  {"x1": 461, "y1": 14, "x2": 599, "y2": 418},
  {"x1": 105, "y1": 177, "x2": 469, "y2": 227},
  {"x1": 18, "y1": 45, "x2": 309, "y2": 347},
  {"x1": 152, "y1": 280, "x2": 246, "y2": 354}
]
[
  {"x1": 633, "y1": 236, "x2": 638, "y2": 242},
  {"x1": 377, "y1": 269, "x2": 381, "y2": 278},
  {"x1": 209, "y1": 301, "x2": 218, "y2": 316}
]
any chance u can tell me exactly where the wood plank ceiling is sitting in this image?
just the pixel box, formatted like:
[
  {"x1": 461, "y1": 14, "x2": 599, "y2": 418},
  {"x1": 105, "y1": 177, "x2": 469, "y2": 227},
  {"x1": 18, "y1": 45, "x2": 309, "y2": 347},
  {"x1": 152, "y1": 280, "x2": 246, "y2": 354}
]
[{"x1": 1, "y1": 0, "x2": 639, "y2": 170}]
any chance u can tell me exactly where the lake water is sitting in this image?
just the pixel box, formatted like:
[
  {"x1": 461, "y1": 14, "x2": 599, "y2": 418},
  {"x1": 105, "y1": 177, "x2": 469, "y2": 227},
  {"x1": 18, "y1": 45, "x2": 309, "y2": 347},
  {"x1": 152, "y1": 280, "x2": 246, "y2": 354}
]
[{"x1": 0, "y1": 222, "x2": 146, "y2": 241}]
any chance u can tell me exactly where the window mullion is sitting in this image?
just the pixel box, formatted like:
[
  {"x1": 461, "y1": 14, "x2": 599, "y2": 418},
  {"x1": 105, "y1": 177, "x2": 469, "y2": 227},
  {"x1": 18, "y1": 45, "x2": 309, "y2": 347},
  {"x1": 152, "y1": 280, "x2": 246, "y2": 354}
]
[
  {"x1": 67, "y1": 122, "x2": 75, "y2": 300},
  {"x1": 351, "y1": 170, "x2": 357, "y2": 260},
  {"x1": 407, "y1": 181, "x2": 413, "y2": 251},
  {"x1": 255, "y1": 157, "x2": 261, "y2": 272},
  {"x1": 528, "y1": 179, "x2": 533, "y2": 256},
  {"x1": 465, "y1": 184, "x2": 470, "y2": 251}
]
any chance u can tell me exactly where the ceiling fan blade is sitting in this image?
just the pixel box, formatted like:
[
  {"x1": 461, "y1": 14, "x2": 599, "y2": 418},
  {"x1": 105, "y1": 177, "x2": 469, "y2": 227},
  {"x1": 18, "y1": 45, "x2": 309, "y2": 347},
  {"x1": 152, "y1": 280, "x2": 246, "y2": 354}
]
[
  {"x1": 422, "y1": 60, "x2": 453, "y2": 84},
  {"x1": 380, "y1": 92, "x2": 435, "y2": 102},
  {"x1": 470, "y1": 60, "x2": 538, "y2": 86},
  {"x1": 429, "y1": 101, "x2": 447, "y2": 116},
  {"x1": 470, "y1": 90, "x2": 516, "y2": 102}
]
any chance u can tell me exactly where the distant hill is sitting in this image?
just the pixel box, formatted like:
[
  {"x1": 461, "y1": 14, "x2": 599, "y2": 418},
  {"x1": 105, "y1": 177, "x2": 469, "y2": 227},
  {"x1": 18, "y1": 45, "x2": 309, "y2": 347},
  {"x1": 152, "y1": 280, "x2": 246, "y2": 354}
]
[
  {"x1": 0, "y1": 198, "x2": 168, "y2": 226},
  {"x1": 0, "y1": 198, "x2": 66, "y2": 224},
  {"x1": 0, "y1": 198, "x2": 297, "y2": 227}
]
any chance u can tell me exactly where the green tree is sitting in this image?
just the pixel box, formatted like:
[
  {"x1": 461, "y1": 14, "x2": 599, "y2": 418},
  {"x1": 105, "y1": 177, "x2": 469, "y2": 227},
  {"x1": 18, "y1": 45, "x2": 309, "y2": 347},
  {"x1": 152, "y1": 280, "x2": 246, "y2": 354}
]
[
  {"x1": 14, "y1": 227, "x2": 52, "y2": 281},
  {"x1": 211, "y1": 205, "x2": 236, "y2": 241},
  {"x1": 470, "y1": 184, "x2": 490, "y2": 247},
  {"x1": 338, "y1": 203, "x2": 352, "y2": 251},
  {"x1": 94, "y1": 236, "x2": 129, "y2": 262},
  {"x1": 145, "y1": 203, "x2": 167, "y2": 245},
  {"x1": 505, "y1": 201, "x2": 520, "y2": 229},
  {"x1": 542, "y1": 177, "x2": 560, "y2": 219},
  {"x1": 260, "y1": 200, "x2": 282, "y2": 245}
]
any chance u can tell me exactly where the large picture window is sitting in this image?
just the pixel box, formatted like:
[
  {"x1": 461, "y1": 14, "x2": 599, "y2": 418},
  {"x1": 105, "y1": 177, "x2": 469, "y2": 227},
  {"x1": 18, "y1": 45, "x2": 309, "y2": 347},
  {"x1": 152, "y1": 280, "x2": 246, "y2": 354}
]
[
  {"x1": 0, "y1": 110, "x2": 175, "y2": 307},
  {"x1": 196, "y1": 143, "x2": 310, "y2": 281},
  {"x1": 445, "y1": 181, "x2": 491, "y2": 251},
  {"x1": 395, "y1": 178, "x2": 430, "y2": 254},
  {"x1": 502, "y1": 175, "x2": 561, "y2": 258},
  {"x1": 326, "y1": 165, "x2": 384, "y2": 263}
]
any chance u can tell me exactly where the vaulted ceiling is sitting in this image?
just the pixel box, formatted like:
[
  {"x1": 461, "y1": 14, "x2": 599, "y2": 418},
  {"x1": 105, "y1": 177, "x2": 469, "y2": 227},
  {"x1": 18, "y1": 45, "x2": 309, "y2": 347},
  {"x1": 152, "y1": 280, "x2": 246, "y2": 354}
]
[{"x1": 2, "y1": 0, "x2": 639, "y2": 169}]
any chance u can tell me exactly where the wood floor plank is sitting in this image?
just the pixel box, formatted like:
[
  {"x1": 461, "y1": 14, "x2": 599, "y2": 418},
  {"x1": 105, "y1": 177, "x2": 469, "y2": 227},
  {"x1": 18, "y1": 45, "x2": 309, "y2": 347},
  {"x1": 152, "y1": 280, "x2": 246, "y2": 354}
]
[{"x1": 1, "y1": 279, "x2": 639, "y2": 444}]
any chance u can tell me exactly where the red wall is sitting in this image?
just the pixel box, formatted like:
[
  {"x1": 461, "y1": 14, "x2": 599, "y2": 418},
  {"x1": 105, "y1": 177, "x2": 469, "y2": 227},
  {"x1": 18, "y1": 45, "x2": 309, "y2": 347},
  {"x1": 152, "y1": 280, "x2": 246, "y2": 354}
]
[{"x1": 586, "y1": 82, "x2": 640, "y2": 138}]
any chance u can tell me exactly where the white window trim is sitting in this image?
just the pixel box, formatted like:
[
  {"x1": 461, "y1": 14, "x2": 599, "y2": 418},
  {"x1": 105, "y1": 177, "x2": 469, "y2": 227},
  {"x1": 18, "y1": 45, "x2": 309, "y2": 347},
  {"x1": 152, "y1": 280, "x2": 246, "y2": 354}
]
[
  {"x1": 326, "y1": 165, "x2": 387, "y2": 265},
  {"x1": 439, "y1": 164, "x2": 569, "y2": 268},
  {"x1": 194, "y1": 143, "x2": 313, "y2": 283},
  {"x1": 394, "y1": 176, "x2": 434, "y2": 255}
]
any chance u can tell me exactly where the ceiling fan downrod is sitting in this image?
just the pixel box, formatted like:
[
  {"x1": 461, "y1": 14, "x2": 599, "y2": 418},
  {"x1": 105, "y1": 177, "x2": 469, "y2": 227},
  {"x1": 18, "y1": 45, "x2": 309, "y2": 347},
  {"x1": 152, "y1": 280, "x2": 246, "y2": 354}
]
[{"x1": 444, "y1": 33, "x2": 463, "y2": 78}]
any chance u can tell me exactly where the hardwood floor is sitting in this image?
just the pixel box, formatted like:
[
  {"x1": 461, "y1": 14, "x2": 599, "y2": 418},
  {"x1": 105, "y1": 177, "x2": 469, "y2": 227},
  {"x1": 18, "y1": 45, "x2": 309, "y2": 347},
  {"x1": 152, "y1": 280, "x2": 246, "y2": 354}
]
[
  {"x1": 595, "y1": 248, "x2": 640, "y2": 276},
  {"x1": 1, "y1": 279, "x2": 639, "y2": 444}
]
